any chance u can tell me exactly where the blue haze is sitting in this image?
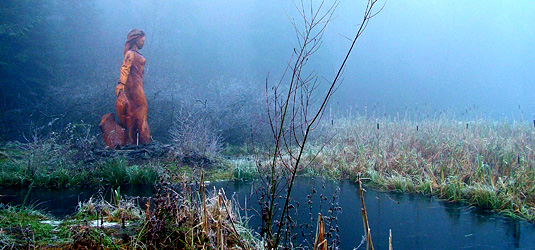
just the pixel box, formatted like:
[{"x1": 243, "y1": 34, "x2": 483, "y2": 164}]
[{"x1": 94, "y1": 0, "x2": 534, "y2": 121}]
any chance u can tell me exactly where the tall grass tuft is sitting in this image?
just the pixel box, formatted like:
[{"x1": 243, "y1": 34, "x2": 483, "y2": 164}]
[{"x1": 138, "y1": 181, "x2": 261, "y2": 249}]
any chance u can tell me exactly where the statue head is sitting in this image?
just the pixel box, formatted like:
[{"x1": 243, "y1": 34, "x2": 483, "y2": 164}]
[{"x1": 124, "y1": 29, "x2": 145, "y2": 55}]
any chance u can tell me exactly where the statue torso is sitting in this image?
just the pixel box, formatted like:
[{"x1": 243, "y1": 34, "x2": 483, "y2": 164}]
[{"x1": 129, "y1": 50, "x2": 145, "y2": 82}]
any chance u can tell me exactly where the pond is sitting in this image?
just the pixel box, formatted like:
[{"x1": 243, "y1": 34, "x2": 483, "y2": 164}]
[
  {"x1": 214, "y1": 178, "x2": 535, "y2": 249},
  {"x1": 1, "y1": 178, "x2": 534, "y2": 249}
]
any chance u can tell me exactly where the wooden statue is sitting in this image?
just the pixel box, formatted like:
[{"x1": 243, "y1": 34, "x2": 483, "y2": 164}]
[
  {"x1": 100, "y1": 29, "x2": 150, "y2": 148},
  {"x1": 99, "y1": 113, "x2": 126, "y2": 148}
]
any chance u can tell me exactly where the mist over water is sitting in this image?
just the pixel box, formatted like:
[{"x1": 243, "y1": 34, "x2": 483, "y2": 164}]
[{"x1": 338, "y1": 1, "x2": 535, "y2": 120}]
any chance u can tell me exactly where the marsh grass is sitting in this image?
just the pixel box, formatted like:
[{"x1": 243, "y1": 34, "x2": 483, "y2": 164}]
[
  {"x1": 93, "y1": 158, "x2": 161, "y2": 186},
  {"x1": 0, "y1": 139, "x2": 81, "y2": 187},
  {"x1": 0, "y1": 204, "x2": 71, "y2": 248},
  {"x1": 0, "y1": 187, "x2": 148, "y2": 249},
  {"x1": 75, "y1": 190, "x2": 143, "y2": 223},
  {"x1": 309, "y1": 115, "x2": 535, "y2": 220},
  {"x1": 228, "y1": 157, "x2": 259, "y2": 180}
]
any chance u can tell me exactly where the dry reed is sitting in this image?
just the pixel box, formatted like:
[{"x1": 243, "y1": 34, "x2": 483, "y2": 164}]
[{"x1": 307, "y1": 115, "x2": 535, "y2": 221}]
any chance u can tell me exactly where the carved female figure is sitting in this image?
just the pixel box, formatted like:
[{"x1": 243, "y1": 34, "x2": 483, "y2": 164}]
[{"x1": 100, "y1": 29, "x2": 150, "y2": 147}]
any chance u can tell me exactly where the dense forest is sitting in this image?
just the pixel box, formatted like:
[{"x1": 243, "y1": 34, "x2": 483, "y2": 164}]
[{"x1": 1, "y1": 1, "x2": 105, "y2": 141}]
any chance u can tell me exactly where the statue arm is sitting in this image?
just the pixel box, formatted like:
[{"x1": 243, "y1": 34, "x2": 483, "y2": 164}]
[{"x1": 115, "y1": 51, "x2": 134, "y2": 96}]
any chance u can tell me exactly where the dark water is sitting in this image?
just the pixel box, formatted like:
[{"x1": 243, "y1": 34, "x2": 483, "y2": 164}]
[
  {"x1": 214, "y1": 178, "x2": 535, "y2": 250},
  {"x1": 1, "y1": 179, "x2": 535, "y2": 249},
  {"x1": 0, "y1": 185, "x2": 154, "y2": 217}
]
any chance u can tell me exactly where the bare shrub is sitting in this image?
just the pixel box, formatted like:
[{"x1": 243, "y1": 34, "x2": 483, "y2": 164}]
[
  {"x1": 201, "y1": 77, "x2": 268, "y2": 144},
  {"x1": 154, "y1": 74, "x2": 266, "y2": 141},
  {"x1": 169, "y1": 106, "x2": 222, "y2": 161},
  {"x1": 259, "y1": 0, "x2": 385, "y2": 248}
]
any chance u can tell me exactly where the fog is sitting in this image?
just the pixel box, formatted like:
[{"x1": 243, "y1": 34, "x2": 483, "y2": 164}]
[
  {"x1": 339, "y1": 0, "x2": 535, "y2": 120},
  {"x1": 1, "y1": 0, "x2": 533, "y2": 141},
  {"x1": 96, "y1": 0, "x2": 534, "y2": 118}
]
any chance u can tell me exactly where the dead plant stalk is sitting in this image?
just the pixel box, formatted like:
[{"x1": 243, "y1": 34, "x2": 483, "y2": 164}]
[{"x1": 358, "y1": 173, "x2": 374, "y2": 250}]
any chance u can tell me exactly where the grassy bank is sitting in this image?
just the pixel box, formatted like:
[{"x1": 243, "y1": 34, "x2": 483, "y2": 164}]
[
  {"x1": 0, "y1": 182, "x2": 261, "y2": 249},
  {"x1": 0, "y1": 139, "x2": 257, "y2": 188},
  {"x1": 0, "y1": 142, "x2": 161, "y2": 187},
  {"x1": 306, "y1": 116, "x2": 535, "y2": 221},
  {"x1": 1, "y1": 116, "x2": 534, "y2": 222},
  {"x1": 5, "y1": 116, "x2": 533, "y2": 218}
]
